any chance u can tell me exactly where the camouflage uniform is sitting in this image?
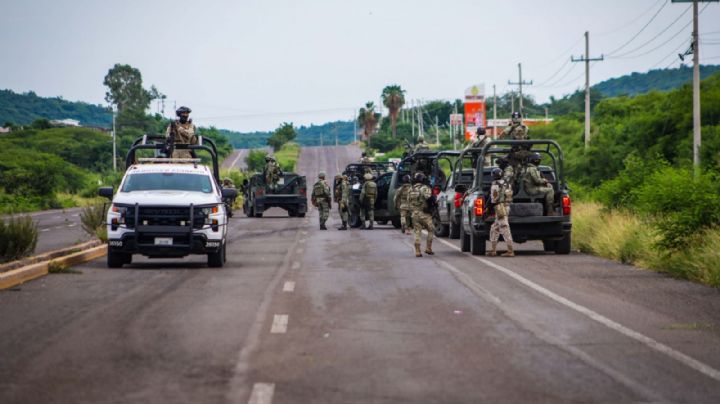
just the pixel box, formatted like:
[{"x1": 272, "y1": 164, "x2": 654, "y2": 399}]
[
  {"x1": 165, "y1": 121, "x2": 198, "y2": 159},
  {"x1": 414, "y1": 140, "x2": 430, "y2": 153},
  {"x1": 409, "y1": 182, "x2": 434, "y2": 256},
  {"x1": 360, "y1": 174, "x2": 377, "y2": 229},
  {"x1": 522, "y1": 164, "x2": 555, "y2": 214},
  {"x1": 502, "y1": 165, "x2": 515, "y2": 184},
  {"x1": 360, "y1": 156, "x2": 371, "y2": 164},
  {"x1": 502, "y1": 123, "x2": 529, "y2": 140},
  {"x1": 394, "y1": 183, "x2": 412, "y2": 233},
  {"x1": 311, "y1": 174, "x2": 331, "y2": 230},
  {"x1": 334, "y1": 175, "x2": 350, "y2": 229},
  {"x1": 264, "y1": 158, "x2": 282, "y2": 191},
  {"x1": 488, "y1": 179, "x2": 514, "y2": 257}
]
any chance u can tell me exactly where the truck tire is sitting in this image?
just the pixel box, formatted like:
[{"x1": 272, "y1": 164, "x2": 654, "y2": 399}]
[
  {"x1": 554, "y1": 233, "x2": 572, "y2": 255},
  {"x1": 460, "y1": 221, "x2": 470, "y2": 252},
  {"x1": 288, "y1": 209, "x2": 297, "y2": 217},
  {"x1": 247, "y1": 205, "x2": 254, "y2": 217},
  {"x1": 298, "y1": 212, "x2": 306, "y2": 218},
  {"x1": 254, "y1": 211, "x2": 263, "y2": 218},
  {"x1": 377, "y1": 220, "x2": 388, "y2": 225},
  {"x1": 434, "y1": 213, "x2": 449, "y2": 237},
  {"x1": 391, "y1": 218, "x2": 401, "y2": 229},
  {"x1": 542, "y1": 240, "x2": 556, "y2": 252},
  {"x1": 208, "y1": 243, "x2": 225, "y2": 267},
  {"x1": 470, "y1": 232, "x2": 486, "y2": 255},
  {"x1": 449, "y1": 218, "x2": 460, "y2": 239},
  {"x1": 107, "y1": 251, "x2": 128, "y2": 268}
]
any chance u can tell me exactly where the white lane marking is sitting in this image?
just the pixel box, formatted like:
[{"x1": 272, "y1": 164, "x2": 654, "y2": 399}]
[
  {"x1": 248, "y1": 383, "x2": 275, "y2": 404},
  {"x1": 436, "y1": 261, "x2": 502, "y2": 305},
  {"x1": 229, "y1": 150, "x2": 244, "y2": 169},
  {"x1": 291, "y1": 261, "x2": 300, "y2": 270},
  {"x1": 68, "y1": 224, "x2": 77, "y2": 228},
  {"x1": 283, "y1": 281, "x2": 295, "y2": 292},
  {"x1": 72, "y1": 213, "x2": 80, "y2": 217},
  {"x1": 41, "y1": 228, "x2": 51, "y2": 232},
  {"x1": 435, "y1": 237, "x2": 720, "y2": 383},
  {"x1": 270, "y1": 314, "x2": 288, "y2": 334}
]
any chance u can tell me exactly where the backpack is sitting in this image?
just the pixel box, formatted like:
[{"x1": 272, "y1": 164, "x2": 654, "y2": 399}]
[
  {"x1": 312, "y1": 181, "x2": 327, "y2": 198},
  {"x1": 363, "y1": 181, "x2": 377, "y2": 200}
]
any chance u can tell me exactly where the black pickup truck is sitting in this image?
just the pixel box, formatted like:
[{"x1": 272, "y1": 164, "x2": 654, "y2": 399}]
[
  {"x1": 242, "y1": 173, "x2": 307, "y2": 217},
  {"x1": 458, "y1": 140, "x2": 572, "y2": 255},
  {"x1": 342, "y1": 162, "x2": 397, "y2": 228}
]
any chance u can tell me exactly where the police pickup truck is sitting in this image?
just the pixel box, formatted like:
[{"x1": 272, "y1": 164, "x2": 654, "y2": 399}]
[
  {"x1": 98, "y1": 136, "x2": 237, "y2": 268},
  {"x1": 458, "y1": 140, "x2": 572, "y2": 255}
]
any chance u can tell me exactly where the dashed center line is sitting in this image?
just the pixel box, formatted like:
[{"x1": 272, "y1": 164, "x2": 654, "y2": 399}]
[
  {"x1": 270, "y1": 315, "x2": 288, "y2": 334},
  {"x1": 248, "y1": 383, "x2": 275, "y2": 404},
  {"x1": 282, "y1": 281, "x2": 295, "y2": 292}
]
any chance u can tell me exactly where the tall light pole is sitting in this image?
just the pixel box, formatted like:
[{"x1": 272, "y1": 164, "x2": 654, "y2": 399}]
[
  {"x1": 111, "y1": 106, "x2": 117, "y2": 172},
  {"x1": 572, "y1": 31, "x2": 604, "y2": 150}
]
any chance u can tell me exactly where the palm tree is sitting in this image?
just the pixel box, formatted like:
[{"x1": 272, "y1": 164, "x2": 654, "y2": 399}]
[
  {"x1": 357, "y1": 102, "x2": 380, "y2": 142},
  {"x1": 381, "y1": 84, "x2": 406, "y2": 138}
]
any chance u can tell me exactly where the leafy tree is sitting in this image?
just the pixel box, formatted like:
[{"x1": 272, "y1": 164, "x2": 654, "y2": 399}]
[
  {"x1": 357, "y1": 102, "x2": 380, "y2": 141},
  {"x1": 382, "y1": 84, "x2": 406, "y2": 138},
  {"x1": 103, "y1": 64, "x2": 159, "y2": 131},
  {"x1": 246, "y1": 149, "x2": 268, "y2": 172},
  {"x1": 31, "y1": 118, "x2": 52, "y2": 129},
  {"x1": 267, "y1": 122, "x2": 296, "y2": 151}
]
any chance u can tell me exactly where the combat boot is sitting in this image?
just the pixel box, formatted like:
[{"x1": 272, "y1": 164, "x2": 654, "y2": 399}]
[
  {"x1": 338, "y1": 221, "x2": 347, "y2": 230},
  {"x1": 486, "y1": 242, "x2": 497, "y2": 257},
  {"x1": 414, "y1": 243, "x2": 422, "y2": 257},
  {"x1": 367, "y1": 223, "x2": 374, "y2": 230},
  {"x1": 501, "y1": 243, "x2": 515, "y2": 257},
  {"x1": 320, "y1": 223, "x2": 328, "y2": 230},
  {"x1": 360, "y1": 222, "x2": 367, "y2": 230},
  {"x1": 425, "y1": 240, "x2": 434, "y2": 255}
]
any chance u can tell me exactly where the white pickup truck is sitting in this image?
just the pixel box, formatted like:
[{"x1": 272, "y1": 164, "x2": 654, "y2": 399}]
[{"x1": 99, "y1": 136, "x2": 237, "y2": 268}]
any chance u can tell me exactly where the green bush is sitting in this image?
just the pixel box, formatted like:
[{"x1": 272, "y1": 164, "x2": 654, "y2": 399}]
[
  {"x1": 634, "y1": 167, "x2": 720, "y2": 249},
  {"x1": 80, "y1": 203, "x2": 108, "y2": 242},
  {"x1": 0, "y1": 215, "x2": 38, "y2": 262},
  {"x1": 596, "y1": 154, "x2": 669, "y2": 209},
  {"x1": 246, "y1": 149, "x2": 268, "y2": 172}
]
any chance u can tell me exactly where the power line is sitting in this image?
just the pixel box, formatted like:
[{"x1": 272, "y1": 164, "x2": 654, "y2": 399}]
[
  {"x1": 535, "y1": 58, "x2": 572, "y2": 86},
  {"x1": 609, "y1": 4, "x2": 692, "y2": 59},
  {"x1": 606, "y1": 0, "x2": 669, "y2": 56},
  {"x1": 595, "y1": 0, "x2": 665, "y2": 37},
  {"x1": 535, "y1": 63, "x2": 580, "y2": 88},
  {"x1": 649, "y1": 37, "x2": 691, "y2": 69},
  {"x1": 612, "y1": 16, "x2": 693, "y2": 60}
]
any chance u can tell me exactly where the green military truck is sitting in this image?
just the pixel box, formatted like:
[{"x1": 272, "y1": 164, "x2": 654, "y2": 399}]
[{"x1": 242, "y1": 172, "x2": 307, "y2": 218}]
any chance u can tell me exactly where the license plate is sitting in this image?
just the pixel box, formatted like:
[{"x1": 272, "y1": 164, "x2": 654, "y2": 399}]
[{"x1": 155, "y1": 237, "x2": 173, "y2": 246}]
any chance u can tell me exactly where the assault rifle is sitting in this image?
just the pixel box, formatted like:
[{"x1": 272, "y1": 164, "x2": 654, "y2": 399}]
[{"x1": 163, "y1": 121, "x2": 178, "y2": 157}]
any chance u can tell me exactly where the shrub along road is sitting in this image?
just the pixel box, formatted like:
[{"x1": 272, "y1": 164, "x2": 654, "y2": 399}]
[{"x1": 1, "y1": 145, "x2": 719, "y2": 403}]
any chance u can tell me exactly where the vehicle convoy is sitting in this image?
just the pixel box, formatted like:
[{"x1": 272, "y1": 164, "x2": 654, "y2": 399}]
[
  {"x1": 98, "y1": 135, "x2": 237, "y2": 268},
  {"x1": 342, "y1": 162, "x2": 396, "y2": 228},
  {"x1": 458, "y1": 139, "x2": 572, "y2": 255},
  {"x1": 242, "y1": 172, "x2": 307, "y2": 217},
  {"x1": 435, "y1": 151, "x2": 474, "y2": 239}
]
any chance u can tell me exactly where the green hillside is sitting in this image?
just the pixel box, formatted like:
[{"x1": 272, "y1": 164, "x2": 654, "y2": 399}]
[
  {"x1": 0, "y1": 89, "x2": 112, "y2": 128},
  {"x1": 224, "y1": 120, "x2": 355, "y2": 149},
  {"x1": 592, "y1": 65, "x2": 720, "y2": 98}
]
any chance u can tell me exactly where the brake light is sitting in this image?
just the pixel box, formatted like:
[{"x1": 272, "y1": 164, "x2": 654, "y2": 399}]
[
  {"x1": 474, "y1": 197, "x2": 484, "y2": 216},
  {"x1": 257, "y1": 187, "x2": 265, "y2": 196},
  {"x1": 562, "y1": 195, "x2": 571, "y2": 215},
  {"x1": 454, "y1": 193, "x2": 463, "y2": 208},
  {"x1": 300, "y1": 188, "x2": 306, "y2": 196},
  {"x1": 433, "y1": 186, "x2": 441, "y2": 196}
]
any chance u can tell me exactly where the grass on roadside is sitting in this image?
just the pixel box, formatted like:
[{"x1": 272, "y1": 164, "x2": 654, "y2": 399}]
[
  {"x1": 275, "y1": 142, "x2": 300, "y2": 172},
  {"x1": 572, "y1": 202, "x2": 720, "y2": 287}
]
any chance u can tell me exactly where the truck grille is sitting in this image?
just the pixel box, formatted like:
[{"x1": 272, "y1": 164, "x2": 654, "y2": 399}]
[{"x1": 125, "y1": 206, "x2": 206, "y2": 229}]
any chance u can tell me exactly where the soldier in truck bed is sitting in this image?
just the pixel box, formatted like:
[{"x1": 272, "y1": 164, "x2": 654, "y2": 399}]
[{"x1": 165, "y1": 106, "x2": 198, "y2": 159}]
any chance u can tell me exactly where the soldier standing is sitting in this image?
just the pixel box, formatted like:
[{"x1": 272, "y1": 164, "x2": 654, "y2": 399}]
[
  {"x1": 497, "y1": 157, "x2": 515, "y2": 184},
  {"x1": 334, "y1": 175, "x2": 350, "y2": 230},
  {"x1": 522, "y1": 153, "x2": 556, "y2": 216},
  {"x1": 414, "y1": 134, "x2": 430, "y2": 153},
  {"x1": 393, "y1": 174, "x2": 412, "y2": 234},
  {"x1": 409, "y1": 172, "x2": 435, "y2": 257},
  {"x1": 359, "y1": 173, "x2": 377, "y2": 230},
  {"x1": 165, "y1": 106, "x2": 198, "y2": 159},
  {"x1": 311, "y1": 171, "x2": 331, "y2": 230},
  {"x1": 487, "y1": 168, "x2": 514, "y2": 257},
  {"x1": 264, "y1": 156, "x2": 283, "y2": 192},
  {"x1": 466, "y1": 126, "x2": 490, "y2": 150},
  {"x1": 360, "y1": 152, "x2": 371, "y2": 164},
  {"x1": 502, "y1": 112, "x2": 529, "y2": 140}
]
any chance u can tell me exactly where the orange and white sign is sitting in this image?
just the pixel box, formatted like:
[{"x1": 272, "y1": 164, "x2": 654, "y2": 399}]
[{"x1": 464, "y1": 84, "x2": 486, "y2": 141}]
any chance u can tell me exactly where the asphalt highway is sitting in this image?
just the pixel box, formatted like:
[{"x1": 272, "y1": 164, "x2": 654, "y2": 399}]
[
  {"x1": 1, "y1": 145, "x2": 720, "y2": 403},
  {"x1": 4, "y1": 207, "x2": 90, "y2": 254}
]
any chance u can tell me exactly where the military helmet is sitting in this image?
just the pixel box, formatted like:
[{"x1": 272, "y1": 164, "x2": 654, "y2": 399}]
[
  {"x1": 318, "y1": 171, "x2": 326, "y2": 179},
  {"x1": 491, "y1": 168, "x2": 503, "y2": 180},
  {"x1": 402, "y1": 174, "x2": 411, "y2": 184},
  {"x1": 476, "y1": 126, "x2": 487, "y2": 136},
  {"x1": 417, "y1": 134, "x2": 425, "y2": 142},
  {"x1": 334, "y1": 174, "x2": 342, "y2": 180},
  {"x1": 511, "y1": 111, "x2": 522, "y2": 124},
  {"x1": 529, "y1": 152, "x2": 542, "y2": 165},
  {"x1": 361, "y1": 152, "x2": 367, "y2": 157},
  {"x1": 496, "y1": 157, "x2": 509, "y2": 169},
  {"x1": 363, "y1": 173, "x2": 373, "y2": 181},
  {"x1": 413, "y1": 172, "x2": 426, "y2": 183},
  {"x1": 176, "y1": 106, "x2": 191, "y2": 115}
]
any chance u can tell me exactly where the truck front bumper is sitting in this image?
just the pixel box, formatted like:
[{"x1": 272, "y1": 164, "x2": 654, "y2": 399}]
[{"x1": 108, "y1": 229, "x2": 222, "y2": 258}]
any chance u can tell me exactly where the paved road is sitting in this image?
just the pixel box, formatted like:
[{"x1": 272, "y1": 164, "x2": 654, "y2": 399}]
[
  {"x1": 4, "y1": 208, "x2": 90, "y2": 254},
  {"x1": 2, "y1": 145, "x2": 720, "y2": 403},
  {"x1": 221, "y1": 147, "x2": 272, "y2": 171}
]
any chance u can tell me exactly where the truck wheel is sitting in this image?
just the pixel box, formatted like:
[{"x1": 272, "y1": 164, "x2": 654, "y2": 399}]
[
  {"x1": 470, "y1": 232, "x2": 486, "y2": 255},
  {"x1": 107, "y1": 251, "x2": 127, "y2": 268},
  {"x1": 542, "y1": 240, "x2": 556, "y2": 252},
  {"x1": 554, "y1": 233, "x2": 572, "y2": 255},
  {"x1": 208, "y1": 243, "x2": 225, "y2": 267},
  {"x1": 391, "y1": 218, "x2": 401, "y2": 229},
  {"x1": 254, "y1": 211, "x2": 263, "y2": 218},
  {"x1": 288, "y1": 209, "x2": 297, "y2": 217},
  {"x1": 434, "y1": 213, "x2": 449, "y2": 237},
  {"x1": 247, "y1": 205, "x2": 254, "y2": 217},
  {"x1": 460, "y1": 222, "x2": 470, "y2": 252},
  {"x1": 377, "y1": 220, "x2": 388, "y2": 225},
  {"x1": 298, "y1": 212, "x2": 306, "y2": 218},
  {"x1": 449, "y1": 219, "x2": 460, "y2": 239}
]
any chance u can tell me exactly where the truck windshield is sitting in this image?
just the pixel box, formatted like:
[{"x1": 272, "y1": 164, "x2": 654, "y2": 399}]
[{"x1": 121, "y1": 173, "x2": 214, "y2": 193}]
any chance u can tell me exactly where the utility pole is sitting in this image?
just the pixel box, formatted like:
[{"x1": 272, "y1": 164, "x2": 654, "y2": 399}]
[
  {"x1": 508, "y1": 63, "x2": 533, "y2": 116},
  {"x1": 572, "y1": 31, "x2": 604, "y2": 150},
  {"x1": 510, "y1": 91, "x2": 515, "y2": 114},
  {"x1": 492, "y1": 84, "x2": 498, "y2": 138},
  {"x1": 111, "y1": 106, "x2": 117, "y2": 172},
  {"x1": 411, "y1": 99, "x2": 416, "y2": 139},
  {"x1": 435, "y1": 116, "x2": 439, "y2": 145},
  {"x1": 453, "y1": 102, "x2": 459, "y2": 150},
  {"x1": 353, "y1": 110, "x2": 357, "y2": 143}
]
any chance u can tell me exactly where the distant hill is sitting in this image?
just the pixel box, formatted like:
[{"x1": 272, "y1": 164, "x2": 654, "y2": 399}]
[
  {"x1": 223, "y1": 120, "x2": 356, "y2": 149},
  {"x1": 592, "y1": 65, "x2": 720, "y2": 97},
  {"x1": 0, "y1": 89, "x2": 112, "y2": 128}
]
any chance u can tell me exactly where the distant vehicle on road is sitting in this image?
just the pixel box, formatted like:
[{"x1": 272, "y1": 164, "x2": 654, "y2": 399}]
[
  {"x1": 98, "y1": 135, "x2": 237, "y2": 268},
  {"x1": 242, "y1": 173, "x2": 307, "y2": 218},
  {"x1": 458, "y1": 140, "x2": 572, "y2": 255},
  {"x1": 342, "y1": 162, "x2": 397, "y2": 228}
]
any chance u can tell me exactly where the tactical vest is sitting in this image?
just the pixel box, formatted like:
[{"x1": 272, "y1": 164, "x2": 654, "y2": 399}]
[
  {"x1": 363, "y1": 181, "x2": 377, "y2": 200},
  {"x1": 495, "y1": 180, "x2": 513, "y2": 204},
  {"x1": 312, "y1": 181, "x2": 327, "y2": 198},
  {"x1": 408, "y1": 184, "x2": 426, "y2": 210}
]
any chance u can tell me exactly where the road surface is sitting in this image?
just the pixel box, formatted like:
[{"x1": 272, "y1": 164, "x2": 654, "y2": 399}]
[
  {"x1": 221, "y1": 147, "x2": 272, "y2": 171},
  {"x1": 4, "y1": 208, "x2": 90, "y2": 254},
  {"x1": 2, "y1": 145, "x2": 720, "y2": 403}
]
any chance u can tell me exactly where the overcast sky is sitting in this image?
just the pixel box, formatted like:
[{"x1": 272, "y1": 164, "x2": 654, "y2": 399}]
[{"x1": 1, "y1": 0, "x2": 719, "y2": 131}]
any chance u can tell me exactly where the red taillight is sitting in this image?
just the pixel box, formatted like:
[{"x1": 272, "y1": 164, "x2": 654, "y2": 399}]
[
  {"x1": 474, "y1": 198, "x2": 484, "y2": 217},
  {"x1": 454, "y1": 193, "x2": 463, "y2": 208},
  {"x1": 433, "y1": 186, "x2": 441, "y2": 196},
  {"x1": 562, "y1": 195, "x2": 571, "y2": 215},
  {"x1": 300, "y1": 188, "x2": 306, "y2": 196},
  {"x1": 257, "y1": 187, "x2": 265, "y2": 196}
]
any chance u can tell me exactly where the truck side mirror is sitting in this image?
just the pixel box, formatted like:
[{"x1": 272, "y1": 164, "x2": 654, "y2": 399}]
[
  {"x1": 222, "y1": 188, "x2": 238, "y2": 199},
  {"x1": 98, "y1": 187, "x2": 114, "y2": 199}
]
